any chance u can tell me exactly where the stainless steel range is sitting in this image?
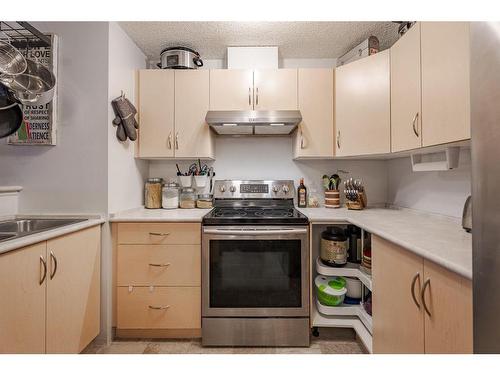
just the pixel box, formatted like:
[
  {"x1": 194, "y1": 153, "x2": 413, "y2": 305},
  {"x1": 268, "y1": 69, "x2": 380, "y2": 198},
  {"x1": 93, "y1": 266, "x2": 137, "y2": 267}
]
[{"x1": 201, "y1": 180, "x2": 310, "y2": 347}]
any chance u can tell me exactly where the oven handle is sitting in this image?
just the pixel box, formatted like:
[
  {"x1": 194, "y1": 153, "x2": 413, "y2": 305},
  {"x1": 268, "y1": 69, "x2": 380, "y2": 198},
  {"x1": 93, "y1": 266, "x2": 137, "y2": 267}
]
[{"x1": 203, "y1": 228, "x2": 308, "y2": 235}]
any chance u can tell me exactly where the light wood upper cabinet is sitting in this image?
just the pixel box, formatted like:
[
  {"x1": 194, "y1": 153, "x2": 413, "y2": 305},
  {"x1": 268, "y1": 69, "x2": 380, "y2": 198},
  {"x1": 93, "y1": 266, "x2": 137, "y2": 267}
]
[
  {"x1": 391, "y1": 23, "x2": 422, "y2": 152},
  {"x1": 335, "y1": 50, "x2": 391, "y2": 156},
  {"x1": 46, "y1": 226, "x2": 101, "y2": 354},
  {"x1": 0, "y1": 242, "x2": 47, "y2": 354},
  {"x1": 253, "y1": 69, "x2": 297, "y2": 110},
  {"x1": 421, "y1": 22, "x2": 471, "y2": 147},
  {"x1": 209, "y1": 69, "x2": 254, "y2": 110},
  {"x1": 372, "y1": 236, "x2": 425, "y2": 354},
  {"x1": 293, "y1": 68, "x2": 334, "y2": 158},
  {"x1": 138, "y1": 69, "x2": 175, "y2": 158},
  {"x1": 174, "y1": 70, "x2": 214, "y2": 159},
  {"x1": 422, "y1": 259, "x2": 473, "y2": 354},
  {"x1": 372, "y1": 235, "x2": 473, "y2": 354}
]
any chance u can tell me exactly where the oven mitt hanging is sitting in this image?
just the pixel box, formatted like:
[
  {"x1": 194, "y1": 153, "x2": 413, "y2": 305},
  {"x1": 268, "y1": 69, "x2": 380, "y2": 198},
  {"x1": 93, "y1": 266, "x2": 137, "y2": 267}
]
[{"x1": 111, "y1": 95, "x2": 138, "y2": 141}]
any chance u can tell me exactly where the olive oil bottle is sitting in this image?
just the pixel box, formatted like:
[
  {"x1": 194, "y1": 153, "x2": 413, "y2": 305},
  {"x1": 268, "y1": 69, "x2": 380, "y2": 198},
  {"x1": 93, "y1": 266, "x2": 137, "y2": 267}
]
[{"x1": 297, "y1": 178, "x2": 307, "y2": 208}]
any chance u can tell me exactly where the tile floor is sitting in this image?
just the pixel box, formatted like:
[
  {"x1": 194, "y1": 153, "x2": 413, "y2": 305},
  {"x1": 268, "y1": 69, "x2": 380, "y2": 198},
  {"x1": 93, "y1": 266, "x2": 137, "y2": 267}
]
[{"x1": 82, "y1": 328, "x2": 366, "y2": 354}]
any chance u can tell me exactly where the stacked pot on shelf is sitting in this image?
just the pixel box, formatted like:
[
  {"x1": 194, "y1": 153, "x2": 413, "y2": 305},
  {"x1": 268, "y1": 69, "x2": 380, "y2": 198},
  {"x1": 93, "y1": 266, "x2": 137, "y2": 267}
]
[{"x1": 0, "y1": 40, "x2": 56, "y2": 138}]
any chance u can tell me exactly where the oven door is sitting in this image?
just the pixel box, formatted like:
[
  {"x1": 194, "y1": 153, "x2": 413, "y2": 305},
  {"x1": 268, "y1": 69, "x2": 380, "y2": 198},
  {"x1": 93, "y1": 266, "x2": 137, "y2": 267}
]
[{"x1": 202, "y1": 226, "x2": 309, "y2": 317}]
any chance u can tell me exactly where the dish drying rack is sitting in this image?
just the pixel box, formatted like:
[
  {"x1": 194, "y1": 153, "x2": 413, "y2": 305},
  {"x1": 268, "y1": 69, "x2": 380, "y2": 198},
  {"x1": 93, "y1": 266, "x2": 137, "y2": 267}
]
[{"x1": 0, "y1": 21, "x2": 51, "y2": 50}]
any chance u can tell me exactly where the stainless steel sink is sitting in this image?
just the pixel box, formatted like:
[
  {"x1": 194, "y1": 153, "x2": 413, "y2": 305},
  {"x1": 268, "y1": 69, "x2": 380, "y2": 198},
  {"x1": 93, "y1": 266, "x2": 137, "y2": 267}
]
[{"x1": 0, "y1": 218, "x2": 88, "y2": 243}]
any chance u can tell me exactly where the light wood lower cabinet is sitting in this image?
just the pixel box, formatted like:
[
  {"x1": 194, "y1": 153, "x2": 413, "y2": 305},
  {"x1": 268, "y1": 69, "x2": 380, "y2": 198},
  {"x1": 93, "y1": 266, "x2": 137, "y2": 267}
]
[
  {"x1": 0, "y1": 242, "x2": 47, "y2": 354},
  {"x1": 114, "y1": 222, "x2": 201, "y2": 338},
  {"x1": 372, "y1": 235, "x2": 472, "y2": 354},
  {"x1": 0, "y1": 226, "x2": 101, "y2": 354},
  {"x1": 372, "y1": 236, "x2": 424, "y2": 353},
  {"x1": 422, "y1": 259, "x2": 473, "y2": 353},
  {"x1": 46, "y1": 226, "x2": 101, "y2": 354}
]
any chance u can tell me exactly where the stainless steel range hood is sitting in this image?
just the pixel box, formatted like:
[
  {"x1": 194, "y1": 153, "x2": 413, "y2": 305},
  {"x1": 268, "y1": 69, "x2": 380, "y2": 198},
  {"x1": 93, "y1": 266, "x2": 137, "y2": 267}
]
[{"x1": 206, "y1": 110, "x2": 302, "y2": 135}]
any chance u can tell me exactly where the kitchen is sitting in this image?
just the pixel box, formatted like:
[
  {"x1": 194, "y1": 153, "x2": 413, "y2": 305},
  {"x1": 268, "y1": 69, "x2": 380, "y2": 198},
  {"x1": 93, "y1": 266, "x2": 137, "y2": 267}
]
[{"x1": 0, "y1": 1, "x2": 499, "y2": 371}]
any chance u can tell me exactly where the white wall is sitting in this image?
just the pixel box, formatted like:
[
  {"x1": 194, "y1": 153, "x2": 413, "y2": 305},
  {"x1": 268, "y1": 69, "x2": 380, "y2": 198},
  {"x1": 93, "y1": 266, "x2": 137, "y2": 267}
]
[
  {"x1": 107, "y1": 22, "x2": 149, "y2": 214},
  {"x1": 0, "y1": 22, "x2": 109, "y2": 215},
  {"x1": 150, "y1": 137, "x2": 388, "y2": 206},
  {"x1": 386, "y1": 148, "x2": 471, "y2": 218}
]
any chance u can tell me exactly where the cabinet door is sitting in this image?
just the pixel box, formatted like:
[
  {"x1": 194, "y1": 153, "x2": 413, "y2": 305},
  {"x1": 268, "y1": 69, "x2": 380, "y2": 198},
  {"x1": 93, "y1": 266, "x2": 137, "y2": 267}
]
[
  {"x1": 372, "y1": 236, "x2": 425, "y2": 353},
  {"x1": 422, "y1": 259, "x2": 473, "y2": 353},
  {"x1": 46, "y1": 226, "x2": 101, "y2": 353},
  {"x1": 391, "y1": 23, "x2": 422, "y2": 152},
  {"x1": 253, "y1": 69, "x2": 298, "y2": 110},
  {"x1": 293, "y1": 69, "x2": 334, "y2": 158},
  {"x1": 174, "y1": 70, "x2": 214, "y2": 158},
  {"x1": 421, "y1": 22, "x2": 470, "y2": 146},
  {"x1": 0, "y1": 243, "x2": 47, "y2": 353},
  {"x1": 335, "y1": 50, "x2": 391, "y2": 156},
  {"x1": 209, "y1": 69, "x2": 253, "y2": 110},
  {"x1": 138, "y1": 69, "x2": 175, "y2": 157}
]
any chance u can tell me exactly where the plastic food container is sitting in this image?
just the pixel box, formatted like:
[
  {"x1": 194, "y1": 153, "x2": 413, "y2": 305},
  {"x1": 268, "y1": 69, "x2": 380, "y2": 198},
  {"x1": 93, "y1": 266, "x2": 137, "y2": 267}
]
[
  {"x1": 320, "y1": 226, "x2": 349, "y2": 267},
  {"x1": 315, "y1": 275, "x2": 347, "y2": 306},
  {"x1": 345, "y1": 276, "x2": 363, "y2": 299}
]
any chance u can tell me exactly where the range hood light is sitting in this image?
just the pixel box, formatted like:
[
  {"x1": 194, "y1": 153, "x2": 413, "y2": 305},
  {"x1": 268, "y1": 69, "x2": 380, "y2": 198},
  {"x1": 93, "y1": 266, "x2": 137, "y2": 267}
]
[
  {"x1": 270, "y1": 123, "x2": 285, "y2": 126},
  {"x1": 222, "y1": 123, "x2": 237, "y2": 126}
]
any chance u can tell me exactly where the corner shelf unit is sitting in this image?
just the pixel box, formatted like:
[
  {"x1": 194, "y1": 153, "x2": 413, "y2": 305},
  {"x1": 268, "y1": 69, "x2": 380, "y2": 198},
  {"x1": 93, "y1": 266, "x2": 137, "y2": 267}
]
[{"x1": 315, "y1": 258, "x2": 372, "y2": 291}]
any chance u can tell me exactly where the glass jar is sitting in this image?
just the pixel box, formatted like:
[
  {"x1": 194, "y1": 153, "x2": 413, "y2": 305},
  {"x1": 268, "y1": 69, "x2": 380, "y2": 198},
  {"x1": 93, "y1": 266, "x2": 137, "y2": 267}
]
[
  {"x1": 162, "y1": 182, "x2": 179, "y2": 209},
  {"x1": 144, "y1": 178, "x2": 163, "y2": 209},
  {"x1": 196, "y1": 194, "x2": 213, "y2": 209},
  {"x1": 179, "y1": 188, "x2": 196, "y2": 209}
]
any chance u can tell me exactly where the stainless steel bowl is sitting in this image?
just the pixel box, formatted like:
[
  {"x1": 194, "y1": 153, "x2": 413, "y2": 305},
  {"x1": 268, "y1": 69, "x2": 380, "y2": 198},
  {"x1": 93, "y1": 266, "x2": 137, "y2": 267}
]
[
  {"x1": 0, "y1": 59, "x2": 56, "y2": 106},
  {"x1": 0, "y1": 40, "x2": 27, "y2": 76}
]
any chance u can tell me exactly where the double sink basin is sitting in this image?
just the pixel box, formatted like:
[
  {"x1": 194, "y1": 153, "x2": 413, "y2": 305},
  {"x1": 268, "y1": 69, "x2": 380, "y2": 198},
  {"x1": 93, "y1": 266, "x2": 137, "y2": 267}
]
[{"x1": 0, "y1": 218, "x2": 87, "y2": 243}]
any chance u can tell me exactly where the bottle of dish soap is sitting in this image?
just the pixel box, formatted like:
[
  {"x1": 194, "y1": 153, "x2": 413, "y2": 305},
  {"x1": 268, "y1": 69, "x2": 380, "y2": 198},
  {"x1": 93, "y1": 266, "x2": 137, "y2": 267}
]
[{"x1": 297, "y1": 178, "x2": 307, "y2": 208}]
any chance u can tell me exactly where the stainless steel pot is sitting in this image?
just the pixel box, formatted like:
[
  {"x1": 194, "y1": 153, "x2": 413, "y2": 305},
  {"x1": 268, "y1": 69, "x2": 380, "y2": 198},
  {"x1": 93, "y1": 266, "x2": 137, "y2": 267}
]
[
  {"x1": 0, "y1": 59, "x2": 56, "y2": 106},
  {"x1": 158, "y1": 46, "x2": 203, "y2": 69},
  {"x1": 0, "y1": 40, "x2": 27, "y2": 76}
]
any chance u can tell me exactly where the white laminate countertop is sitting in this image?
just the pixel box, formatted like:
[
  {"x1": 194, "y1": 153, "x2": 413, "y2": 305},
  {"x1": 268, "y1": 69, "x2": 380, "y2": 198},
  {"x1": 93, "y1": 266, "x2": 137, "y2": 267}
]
[
  {"x1": 298, "y1": 207, "x2": 472, "y2": 279},
  {"x1": 0, "y1": 215, "x2": 105, "y2": 255},
  {"x1": 109, "y1": 207, "x2": 211, "y2": 222}
]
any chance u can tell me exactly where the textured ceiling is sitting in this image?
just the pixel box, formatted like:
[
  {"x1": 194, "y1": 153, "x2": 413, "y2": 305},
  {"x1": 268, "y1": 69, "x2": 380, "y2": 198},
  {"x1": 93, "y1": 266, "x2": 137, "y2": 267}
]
[{"x1": 120, "y1": 22, "x2": 400, "y2": 60}]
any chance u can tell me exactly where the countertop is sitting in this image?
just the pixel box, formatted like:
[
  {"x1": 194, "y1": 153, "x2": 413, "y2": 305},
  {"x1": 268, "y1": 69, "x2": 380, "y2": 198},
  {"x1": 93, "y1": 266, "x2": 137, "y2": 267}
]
[
  {"x1": 109, "y1": 207, "x2": 211, "y2": 222},
  {"x1": 0, "y1": 215, "x2": 105, "y2": 255},
  {"x1": 298, "y1": 207, "x2": 472, "y2": 279}
]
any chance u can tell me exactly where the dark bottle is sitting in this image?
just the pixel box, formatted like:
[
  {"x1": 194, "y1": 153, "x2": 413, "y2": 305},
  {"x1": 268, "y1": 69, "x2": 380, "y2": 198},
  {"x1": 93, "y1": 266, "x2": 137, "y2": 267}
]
[{"x1": 297, "y1": 178, "x2": 307, "y2": 208}]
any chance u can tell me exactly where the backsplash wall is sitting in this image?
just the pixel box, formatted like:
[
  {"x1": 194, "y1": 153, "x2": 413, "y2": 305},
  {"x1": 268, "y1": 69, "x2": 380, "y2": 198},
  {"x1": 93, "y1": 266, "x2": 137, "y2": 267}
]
[
  {"x1": 386, "y1": 148, "x2": 471, "y2": 218},
  {"x1": 149, "y1": 137, "x2": 389, "y2": 206}
]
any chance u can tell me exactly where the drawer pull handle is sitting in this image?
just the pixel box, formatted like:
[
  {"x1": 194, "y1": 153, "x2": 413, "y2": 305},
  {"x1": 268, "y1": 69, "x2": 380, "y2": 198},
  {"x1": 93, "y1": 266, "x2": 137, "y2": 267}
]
[
  {"x1": 148, "y1": 305, "x2": 170, "y2": 310},
  {"x1": 149, "y1": 232, "x2": 170, "y2": 236},
  {"x1": 148, "y1": 263, "x2": 171, "y2": 267}
]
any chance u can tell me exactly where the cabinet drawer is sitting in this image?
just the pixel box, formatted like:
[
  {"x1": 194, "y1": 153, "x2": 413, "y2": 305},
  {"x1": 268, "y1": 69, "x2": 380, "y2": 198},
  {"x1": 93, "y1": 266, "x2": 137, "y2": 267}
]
[
  {"x1": 117, "y1": 286, "x2": 200, "y2": 329},
  {"x1": 117, "y1": 223, "x2": 200, "y2": 245},
  {"x1": 117, "y1": 244, "x2": 200, "y2": 286}
]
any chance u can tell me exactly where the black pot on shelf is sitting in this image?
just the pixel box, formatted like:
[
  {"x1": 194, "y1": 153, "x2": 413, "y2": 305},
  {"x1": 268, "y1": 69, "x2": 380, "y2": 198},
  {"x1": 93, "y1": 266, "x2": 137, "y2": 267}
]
[{"x1": 0, "y1": 83, "x2": 23, "y2": 139}]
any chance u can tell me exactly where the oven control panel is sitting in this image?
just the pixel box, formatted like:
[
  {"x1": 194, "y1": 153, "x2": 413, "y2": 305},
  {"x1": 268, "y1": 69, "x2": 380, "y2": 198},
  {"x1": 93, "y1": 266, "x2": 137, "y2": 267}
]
[{"x1": 214, "y1": 180, "x2": 295, "y2": 200}]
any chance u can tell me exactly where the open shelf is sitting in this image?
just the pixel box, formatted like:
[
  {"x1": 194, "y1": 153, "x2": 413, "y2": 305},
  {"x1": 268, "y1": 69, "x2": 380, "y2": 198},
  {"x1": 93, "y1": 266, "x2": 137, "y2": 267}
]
[
  {"x1": 312, "y1": 302, "x2": 373, "y2": 353},
  {"x1": 316, "y1": 300, "x2": 372, "y2": 334},
  {"x1": 315, "y1": 257, "x2": 372, "y2": 291}
]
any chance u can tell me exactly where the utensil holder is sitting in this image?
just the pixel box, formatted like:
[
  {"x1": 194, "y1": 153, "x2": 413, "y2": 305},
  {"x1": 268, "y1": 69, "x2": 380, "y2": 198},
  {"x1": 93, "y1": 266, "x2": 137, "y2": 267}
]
[
  {"x1": 179, "y1": 175, "x2": 192, "y2": 188},
  {"x1": 194, "y1": 175, "x2": 208, "y2": 188},
  {"x1": 324, "y1": 190, "x2": 341, "y2": 208}
]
